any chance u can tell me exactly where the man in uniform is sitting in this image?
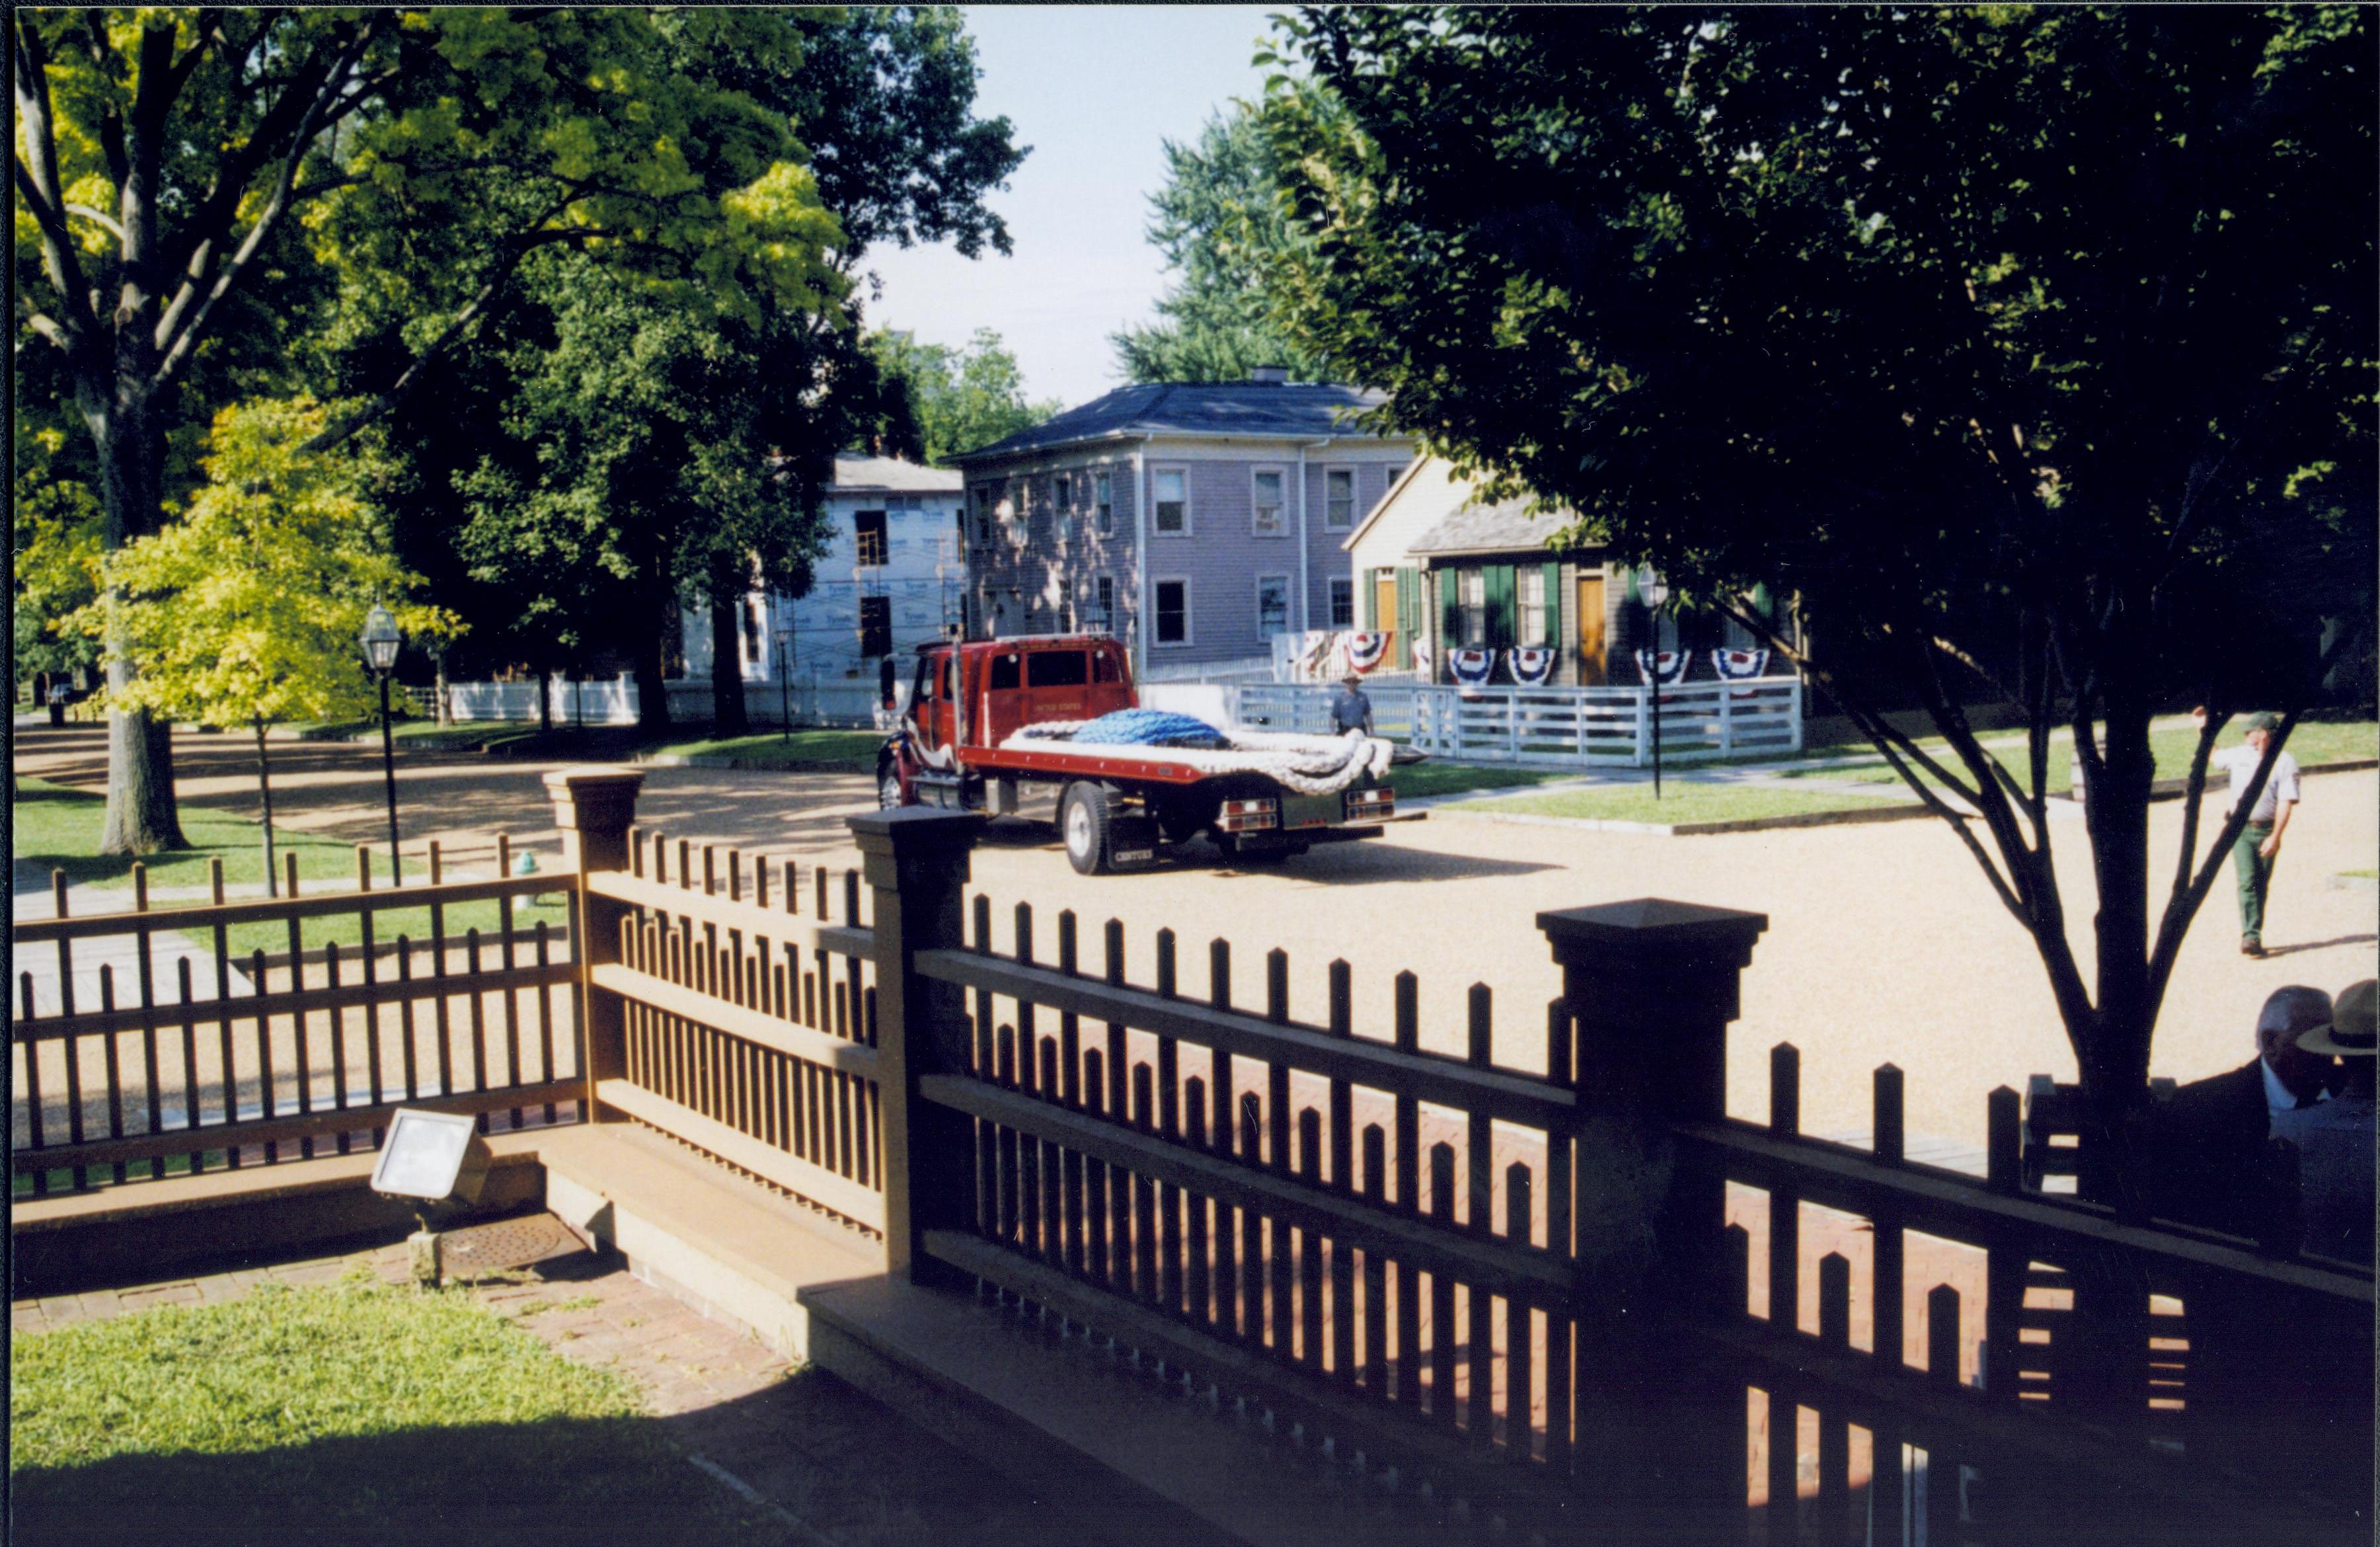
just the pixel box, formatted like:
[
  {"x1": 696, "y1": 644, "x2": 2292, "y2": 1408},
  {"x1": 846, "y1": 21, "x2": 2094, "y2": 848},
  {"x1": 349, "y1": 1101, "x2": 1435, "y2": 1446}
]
[
  {"x1": 2202, "y1": 708, "x2": 2301, "y2": 957},
  {"x1": 1330, "y1": 672, "x2": 1374, "y2": 737}
]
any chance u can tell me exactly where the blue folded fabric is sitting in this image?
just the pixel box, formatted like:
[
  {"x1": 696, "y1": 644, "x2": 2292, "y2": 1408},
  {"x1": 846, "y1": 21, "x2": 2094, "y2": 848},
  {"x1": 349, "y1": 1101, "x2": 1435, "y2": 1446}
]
[{"x1": 1063, "y1": 708, "x2": 1231, "y2": 749}]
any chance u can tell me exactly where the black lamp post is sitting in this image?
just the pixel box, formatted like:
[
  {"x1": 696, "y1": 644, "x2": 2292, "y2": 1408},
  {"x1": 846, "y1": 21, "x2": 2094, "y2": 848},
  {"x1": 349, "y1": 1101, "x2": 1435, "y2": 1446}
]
[
  {"x1": 775, "y1": 628, "x2": 794, "y2": 742},
  {"x1": 361, "y1": 604, "x2": 404, "y2": 883},
  {"x1": 1636, "y1": 565, "x2": 1670, "y2": 799}
]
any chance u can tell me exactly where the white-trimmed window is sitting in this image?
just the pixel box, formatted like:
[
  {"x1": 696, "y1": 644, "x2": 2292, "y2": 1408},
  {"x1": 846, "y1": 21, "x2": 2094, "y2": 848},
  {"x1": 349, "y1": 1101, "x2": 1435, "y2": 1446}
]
[
  {"x1": 1460, "y1": 570, "x2": 1486, "y2": 647},
  {"x1": 1055, "y1": 473, "x2": 1072, "y2": 515},
  {"x1": 1518, "y1": 567, "x2": 1549, "y2": 648},
  {"x1": 855, "y1": 509, "x2": 888, "y2": 568},
  {"x1": 1153, "y1": 467, "x2": 1190, "y2": 534},
  {"x1": 1324, "y1": 467, "x2": 1357, "y2": 530},
  {"x1": 1086, "y1": 574, "x2": 1116, "y2": 630},
  {"x1": 1252, "y1": 468, "x2": 1287, "y2": 537},
  {"x1": 1154, "y1": 578, "x2": 1191, "y2": 645},
  {"x1": 1257, "y1": 575, "x2": 1291, "y2": 637},
  {"x1": 1329, "y1": 576, "x2": 1354, "y2": 628},
  {"x1": 1094, "y1": 471, "x2": 1113, "y2": 535},
  {"x1": 972, "y1": 485, "x2": 999, "y2": 545}
]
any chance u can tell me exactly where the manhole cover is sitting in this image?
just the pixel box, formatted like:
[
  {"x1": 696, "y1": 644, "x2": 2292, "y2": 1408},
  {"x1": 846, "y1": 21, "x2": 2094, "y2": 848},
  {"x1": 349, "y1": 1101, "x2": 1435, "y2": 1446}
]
[{"x1": 438, "y1": 1212, "x2": 581, "y2": 1276}]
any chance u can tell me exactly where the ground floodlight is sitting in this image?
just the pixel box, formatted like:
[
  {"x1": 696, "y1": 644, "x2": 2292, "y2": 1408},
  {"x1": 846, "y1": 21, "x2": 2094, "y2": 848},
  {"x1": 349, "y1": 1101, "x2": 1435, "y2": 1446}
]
[{"x1": 372, "y1": 1108, "x2": 492, "y2": 1205}]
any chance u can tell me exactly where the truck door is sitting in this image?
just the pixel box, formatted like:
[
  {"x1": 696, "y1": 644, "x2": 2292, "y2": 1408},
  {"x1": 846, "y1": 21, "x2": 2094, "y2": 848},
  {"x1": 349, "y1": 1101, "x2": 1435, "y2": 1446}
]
[
  {"x1": 982, "y1": 649, "x2": 1028, "y2": 744},
  {"x1": 1022, "y1": 646, "x2": 1091, "y2": 725}
]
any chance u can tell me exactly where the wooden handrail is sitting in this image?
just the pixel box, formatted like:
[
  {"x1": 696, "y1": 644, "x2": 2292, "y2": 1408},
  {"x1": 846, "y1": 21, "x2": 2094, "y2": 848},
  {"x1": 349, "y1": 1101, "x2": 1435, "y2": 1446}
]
[
  {"x1": 11, "y1": 1080, "x2": 582, "y2": 1173},
  {"x1": 589, "y1": 963, "x2": 878, "y2": 1076},
  {"x1": 913, "y1": 949, "x2": 1576, "y2": 1128},
  {"x1": 12, "y1": 960, "x2": 578, "y2": 1045},
  {"x1": 13, "y1": 873, "x2": 571, "y2": 943},
  {"x1": 584, "y1": 869, "x2": 868, "y2": 959},
  {"x1": 1673, "y1": 1118, "x2": 2375, "y2": 1301},
  {"x1": 920, "y1": 1073, "x2": 1567, "y2": 1299}
]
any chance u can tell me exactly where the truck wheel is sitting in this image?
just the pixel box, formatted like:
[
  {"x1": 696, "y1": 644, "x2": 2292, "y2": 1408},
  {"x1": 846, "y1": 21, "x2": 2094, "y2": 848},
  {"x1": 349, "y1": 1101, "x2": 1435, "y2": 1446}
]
[
  {"x1": 877, "y1": 760, "x2": 907, "y2": 811},
  {"x1": 1061, "y1": 783, "x2": 1114, "y2": 876}
]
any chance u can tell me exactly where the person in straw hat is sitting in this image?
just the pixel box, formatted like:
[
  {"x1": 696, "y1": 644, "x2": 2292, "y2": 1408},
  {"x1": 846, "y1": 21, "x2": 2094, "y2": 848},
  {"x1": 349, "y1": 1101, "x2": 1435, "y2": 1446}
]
[{"x1": 2273, "y1": 979, "x2": 2375, "y2": 1263}]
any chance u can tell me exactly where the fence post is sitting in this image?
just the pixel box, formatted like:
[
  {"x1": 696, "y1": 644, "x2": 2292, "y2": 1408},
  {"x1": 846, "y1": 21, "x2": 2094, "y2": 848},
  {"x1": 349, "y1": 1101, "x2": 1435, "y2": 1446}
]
[
  {"x1": 1538, "y1": 896, "x2": 1768, "y2": 1534},
  {"x1": 545, "y1": 768, "x2": 646, "y2": 1121},
  {"x1": 1634, "y1": 686, "x2": 1650, "y2": 768},
  {"x1": 851, "y1": 806, "x2": 985, "y2": 1280}
]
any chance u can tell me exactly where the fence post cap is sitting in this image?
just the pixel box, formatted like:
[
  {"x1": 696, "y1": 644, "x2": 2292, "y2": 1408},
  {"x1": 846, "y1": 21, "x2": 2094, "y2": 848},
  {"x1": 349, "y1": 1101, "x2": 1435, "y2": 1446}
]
[
  {"x1": 1538, "y1": 897, "x2": 1768, "y2": 957},
  {"x1": 849, "y1": 807, "x2": 985, "y2": 885},
  {"x1": 541, "y1": 766, "x2": 645, "y2": 828}
]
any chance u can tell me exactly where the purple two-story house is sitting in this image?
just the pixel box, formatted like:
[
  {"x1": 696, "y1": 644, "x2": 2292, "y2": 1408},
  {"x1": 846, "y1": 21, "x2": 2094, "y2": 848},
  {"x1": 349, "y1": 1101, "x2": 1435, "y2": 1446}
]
[{"x1": 947, "y1": 370, "x2": 1418, "y2": 676}]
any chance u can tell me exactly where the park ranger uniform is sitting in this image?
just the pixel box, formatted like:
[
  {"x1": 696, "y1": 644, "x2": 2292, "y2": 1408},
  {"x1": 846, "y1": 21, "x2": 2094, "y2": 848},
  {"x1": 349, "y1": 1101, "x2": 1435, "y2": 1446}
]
[{"x1": 2212, "y1": 724, "x2": 2301, "y2": 956}]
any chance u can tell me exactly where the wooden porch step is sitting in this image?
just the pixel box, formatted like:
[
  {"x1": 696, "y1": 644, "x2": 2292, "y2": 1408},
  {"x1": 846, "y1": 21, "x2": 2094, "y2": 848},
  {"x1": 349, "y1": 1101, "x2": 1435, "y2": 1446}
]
[{"x1": 800, "y1": 1270, "x2": 1463, "y2": 1547}]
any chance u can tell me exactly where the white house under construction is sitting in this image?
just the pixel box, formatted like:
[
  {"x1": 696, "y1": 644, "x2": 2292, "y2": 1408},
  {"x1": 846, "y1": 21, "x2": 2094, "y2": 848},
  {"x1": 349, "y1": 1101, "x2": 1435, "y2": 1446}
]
[{"x1": 679, "y1": 452, "x2": 966, "y2": 690}]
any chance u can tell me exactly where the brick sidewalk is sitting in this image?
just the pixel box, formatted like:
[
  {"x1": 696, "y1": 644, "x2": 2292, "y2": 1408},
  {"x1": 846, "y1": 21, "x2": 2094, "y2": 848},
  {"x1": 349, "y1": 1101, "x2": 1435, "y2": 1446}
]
[{"x1": 11, "y1": 1232, "x2": 1065, "y2": 1547}]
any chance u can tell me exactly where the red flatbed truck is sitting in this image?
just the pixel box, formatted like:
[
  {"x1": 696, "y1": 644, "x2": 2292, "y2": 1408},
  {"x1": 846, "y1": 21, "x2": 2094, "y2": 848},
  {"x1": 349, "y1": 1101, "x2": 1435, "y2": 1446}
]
[{"x1": 876, "y1": 633, "x2": 1415, "y2": 875}]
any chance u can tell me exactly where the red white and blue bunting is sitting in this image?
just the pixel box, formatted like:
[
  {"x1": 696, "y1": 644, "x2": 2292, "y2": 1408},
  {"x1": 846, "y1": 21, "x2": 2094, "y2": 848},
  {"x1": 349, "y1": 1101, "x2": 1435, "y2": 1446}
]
[
  {"x1": 1449, "y1": 647, "x2": 1497, "y2": 686},
  {"x1": 1634, "y1": 648, "x2": 1688, "y2": 686},
  {"x1": 1346, "y1": 631, "x2": 1391, "y2": 672},
  {"x1": 1410, "y1": 637, "x2": 1433, "y2": 676},
  {"x1": 1507, "y1": 647, "x2": 1556, "y2": 686},
  {"x1": 1711, "y1": 647, "x2": 1770, "y2": 680}
]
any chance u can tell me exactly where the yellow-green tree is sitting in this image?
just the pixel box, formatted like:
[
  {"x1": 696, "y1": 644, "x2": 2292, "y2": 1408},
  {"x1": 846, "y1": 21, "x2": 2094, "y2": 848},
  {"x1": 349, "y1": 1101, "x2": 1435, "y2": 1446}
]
[{"x1": 74, "y1": 398, "x2": 459, "y2": 883}]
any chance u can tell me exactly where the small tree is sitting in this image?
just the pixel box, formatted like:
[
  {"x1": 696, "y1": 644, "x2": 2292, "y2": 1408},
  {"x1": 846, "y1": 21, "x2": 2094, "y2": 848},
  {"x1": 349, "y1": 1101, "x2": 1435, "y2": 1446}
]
[{"x1": 76, "y1": 399, "x2": 458, "y2": 885}]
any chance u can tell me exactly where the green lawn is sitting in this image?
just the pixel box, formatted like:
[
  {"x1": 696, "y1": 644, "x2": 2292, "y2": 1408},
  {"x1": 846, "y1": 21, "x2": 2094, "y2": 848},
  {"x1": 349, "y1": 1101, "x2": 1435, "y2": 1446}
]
[
  {"x1": 288, "y1": 717, "x2": 532, "y2": 753},
  {"x1": 1378, "y1": 761, "x2": 1576, "y2": 800},
  {"x1": 10, "y1": 1279, "x2": 793, "y2": 1546},
  {"x1": 1451, "y1": 781, "x2": 1910, "y2": 825},
  {"x1": 644, "y1": 728, "x2": 885, "y2": 772},
  {"x1": 11, "y1": 777, "x2": 568, "y2": 955},
  {"x1": 1771, "y1": 717, "x2": 2376, "y2": 790}
]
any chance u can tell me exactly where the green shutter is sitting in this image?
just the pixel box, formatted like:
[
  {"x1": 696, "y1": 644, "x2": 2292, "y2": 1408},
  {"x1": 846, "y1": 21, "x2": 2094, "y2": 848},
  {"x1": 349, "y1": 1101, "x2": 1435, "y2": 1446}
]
[
  {"x1": 1396, "y1": 567, "x2": 1416, "y2": 639},
  {"x1": 1542, "y1": 561, "x2": 1562, "y2": 653},
  {"x1": 1362, "y1": 570, "x2": 1377, "y2": 630},
  {"x1": 1484, "y1": 565, "x2": 1516, "y2": 651},
  {"x1": 1438, "y1": 568, "x2": 1460, "y2": 651}
]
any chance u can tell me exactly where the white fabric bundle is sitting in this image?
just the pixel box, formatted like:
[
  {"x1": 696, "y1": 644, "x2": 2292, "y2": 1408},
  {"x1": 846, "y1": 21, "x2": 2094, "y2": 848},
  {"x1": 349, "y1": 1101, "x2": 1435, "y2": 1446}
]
[{"x1": 1005, "y1": 723, "x2": 1394, "y2": 797}]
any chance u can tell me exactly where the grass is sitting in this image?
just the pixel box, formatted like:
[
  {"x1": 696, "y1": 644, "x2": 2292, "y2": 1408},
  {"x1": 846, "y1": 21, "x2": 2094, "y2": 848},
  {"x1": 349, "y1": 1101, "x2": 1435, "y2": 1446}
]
[
  {"x1": 287, "y1": 717, "x2": 533, "y2": 753},
  {"x1": 1770, "y1": 716, "x2": 2376, "y2": 790},
  {"x1": 642, "y1": 727, "x2": 884, "y2": 772},
  {"x1": 1450, "y1": 781, "x2": 1906, "y2": 826},
  {"x1": 9, "y1": 1279, "x2": 794, "y2": 1546},
  {"x1": 1377, "y1": 761, "x2": 1577, "y2": 801},
  {"x1": 10, "y1": 777, "x2": 569, "y2": 957}
]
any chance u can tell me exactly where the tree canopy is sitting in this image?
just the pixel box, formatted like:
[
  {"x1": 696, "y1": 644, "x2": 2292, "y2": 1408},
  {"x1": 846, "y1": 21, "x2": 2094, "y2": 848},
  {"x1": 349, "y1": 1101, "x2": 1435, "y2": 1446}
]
[
  {"x1": 1256, "y1": 5, "x2": 2377, "y2": 1162},
  {"x1": 872, "y1": 328, "x2": 1061, "y2": 462},
  {"x1": 1112, "y1": 106, "x2": 1328, "y2": 385}
]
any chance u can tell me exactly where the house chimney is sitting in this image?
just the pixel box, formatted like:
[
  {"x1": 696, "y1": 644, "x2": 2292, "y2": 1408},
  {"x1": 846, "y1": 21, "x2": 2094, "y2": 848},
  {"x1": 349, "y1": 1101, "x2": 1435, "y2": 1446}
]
[{"x1": 1247, "y1": 364, "x2": 1289, "y2": 385}]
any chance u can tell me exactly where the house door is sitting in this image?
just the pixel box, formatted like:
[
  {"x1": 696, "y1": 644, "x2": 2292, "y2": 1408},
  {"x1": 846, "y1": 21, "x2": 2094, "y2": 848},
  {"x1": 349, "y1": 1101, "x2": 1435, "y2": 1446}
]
[
  {"x1": 1373, "y1": 572, "x2": 1398, "y2": 645},
  {"x1": 1576, "y1": 574, "x2": 1607, "y2": 684}
]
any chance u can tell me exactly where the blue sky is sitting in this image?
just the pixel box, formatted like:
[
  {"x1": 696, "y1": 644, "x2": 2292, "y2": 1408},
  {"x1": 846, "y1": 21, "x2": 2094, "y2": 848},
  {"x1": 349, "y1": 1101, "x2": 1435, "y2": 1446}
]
[{"x1": 858, "y1": 5, "x2": 1281, "y2": 409}]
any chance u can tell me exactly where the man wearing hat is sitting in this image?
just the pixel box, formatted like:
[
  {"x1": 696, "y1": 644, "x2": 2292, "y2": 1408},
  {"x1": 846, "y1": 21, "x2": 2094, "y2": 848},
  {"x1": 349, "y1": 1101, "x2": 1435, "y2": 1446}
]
[
  {"x1": 2198, "y1": 707, "x2": 2302, "y2": 957},
  {"x1": 2274, "y1": 979, "x2": 2375, "y2": 1263},
  {"x1": 2145, "y1": 984, "x2": 2333, "y2": 1236},
  {"x1": 1330, "y1": 671, "x2": 1375, "y2": 738}
]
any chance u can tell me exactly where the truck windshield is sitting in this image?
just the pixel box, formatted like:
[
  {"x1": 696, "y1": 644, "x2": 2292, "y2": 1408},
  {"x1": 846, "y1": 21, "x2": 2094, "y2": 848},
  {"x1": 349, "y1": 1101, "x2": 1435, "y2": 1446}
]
[{"x1": 1025, "y1": 651, "x2": 1089, "y2": 688}]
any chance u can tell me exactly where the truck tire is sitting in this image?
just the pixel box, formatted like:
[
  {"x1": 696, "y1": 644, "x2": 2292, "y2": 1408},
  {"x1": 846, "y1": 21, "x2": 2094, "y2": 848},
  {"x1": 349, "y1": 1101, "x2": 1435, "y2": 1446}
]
[
  {"x1": 1061, "y1": 782, "x2": 1114, "y2": 876},
  {"x1": 877, "y1": 758, "x2": 907, "y2": 811}
]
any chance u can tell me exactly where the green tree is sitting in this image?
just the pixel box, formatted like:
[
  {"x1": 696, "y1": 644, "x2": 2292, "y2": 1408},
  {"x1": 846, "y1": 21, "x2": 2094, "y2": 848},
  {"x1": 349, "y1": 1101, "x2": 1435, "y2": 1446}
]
[
  {"x1": 13, "y1": 9, "x2": 841, "y2": 852},
  {"x1": 71, "y1": 399, "x2": 458, "y2": 881},
  {"x1": 1112, "y1": 106, "x2": 1328, "y2": 385},
  {"x1": 871, "y1": 328, "x2": 1061, "y2": 462},
  {"x1": 1259, "y1": 6, "x2": 2377, "y2": 1181}
]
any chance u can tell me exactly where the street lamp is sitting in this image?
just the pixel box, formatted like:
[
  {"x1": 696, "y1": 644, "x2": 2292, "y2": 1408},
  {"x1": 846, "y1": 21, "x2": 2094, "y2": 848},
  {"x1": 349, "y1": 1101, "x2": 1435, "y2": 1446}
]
[
  {"x1": 775, "y1": 627, "x2": 794, "y2": 742},
  {"x1": 360, "y1": 604, "x2": 404, "y2": 884},
  {"x1": 1635, "y1": 565, "x2": 1671, "y2": 799}
]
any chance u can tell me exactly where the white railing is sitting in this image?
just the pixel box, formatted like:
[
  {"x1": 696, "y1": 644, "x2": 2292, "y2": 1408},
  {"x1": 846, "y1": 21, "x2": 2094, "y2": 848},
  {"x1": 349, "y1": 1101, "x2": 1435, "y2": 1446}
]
[
  {"x1": 1205, "y1": 677, "x2": 1801, "y2": 768},
  {"x1": 436, "y1": 676, "x2": 882, "y2": 729}
]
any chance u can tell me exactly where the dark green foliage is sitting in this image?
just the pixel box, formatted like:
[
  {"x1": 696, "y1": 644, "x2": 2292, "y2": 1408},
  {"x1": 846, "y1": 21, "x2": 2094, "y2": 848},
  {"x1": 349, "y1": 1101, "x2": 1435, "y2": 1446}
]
[
  {"x1": 870, "y1": 328, "x2": 1061, "y2": 462},
  {"x1": 1113, "y1": 106, "x2": 1330, "y2": 385},
  {"x1": 1260, "y1": 7, "x2": 2376, "y2": 1133}
]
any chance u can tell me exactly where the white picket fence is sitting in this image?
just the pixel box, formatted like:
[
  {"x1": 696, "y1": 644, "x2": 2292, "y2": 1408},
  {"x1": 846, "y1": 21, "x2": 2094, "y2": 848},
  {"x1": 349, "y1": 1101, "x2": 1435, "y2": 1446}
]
[
  {"x1": 437, "y1": 676, "x2": 882, "y2": 729},
  {"x1": 1214, "y1": 677, "x2": 1801, "y2": 768}
]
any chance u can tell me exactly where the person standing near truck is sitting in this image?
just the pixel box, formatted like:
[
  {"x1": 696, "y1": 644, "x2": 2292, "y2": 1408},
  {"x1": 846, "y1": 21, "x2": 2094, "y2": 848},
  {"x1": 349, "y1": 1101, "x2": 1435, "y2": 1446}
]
[
  {"x1": 2201, "y1": 707, "x2": 2301, "y2": 959},
  {"x1": 1330, "y1": 672, "x2": 1374, "y2": 737}
]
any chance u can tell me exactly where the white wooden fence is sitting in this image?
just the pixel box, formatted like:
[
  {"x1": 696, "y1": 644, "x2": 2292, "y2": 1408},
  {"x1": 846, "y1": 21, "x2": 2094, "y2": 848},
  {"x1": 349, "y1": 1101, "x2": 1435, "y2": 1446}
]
[
  {"x1": 436, "y1": 676, "x2": 882, "y2": 729},
  {"x1": 1217, "y1": 678, "x2": 1802, "y2": 768}
]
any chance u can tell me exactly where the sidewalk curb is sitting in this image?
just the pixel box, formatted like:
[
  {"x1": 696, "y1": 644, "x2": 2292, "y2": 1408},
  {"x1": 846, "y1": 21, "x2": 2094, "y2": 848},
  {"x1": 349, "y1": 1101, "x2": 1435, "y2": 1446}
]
[
  {"x1": 631, "y1": 753, "x2": 874, "y2": 775},
  {"x1": 1432, "y1": 797, "x2": 1946, "y2": 836}
]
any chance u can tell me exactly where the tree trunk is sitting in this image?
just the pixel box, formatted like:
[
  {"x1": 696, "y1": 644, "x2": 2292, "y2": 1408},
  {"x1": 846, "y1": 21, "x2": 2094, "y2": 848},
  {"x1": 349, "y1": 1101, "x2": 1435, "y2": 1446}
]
[
  {"x1": 89, "y1": 393, "x2": 188, "y2": 855},
  {"x1": 709, "y1": 569, "x2": 750, "y2": 736},
  {"x1": 254, "y1": 721, "x2": 278, "y2": 898},
  {"x1": 434, "y1": 648, "x2": 452, "y2": 725},
  {"x1": 634, "y1": 556, "x2": 673, "y2": 734}
]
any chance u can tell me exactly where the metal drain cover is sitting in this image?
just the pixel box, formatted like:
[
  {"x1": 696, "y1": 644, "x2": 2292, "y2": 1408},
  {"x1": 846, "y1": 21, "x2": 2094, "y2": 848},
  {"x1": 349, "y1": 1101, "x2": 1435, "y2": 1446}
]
[{"x1": 438, "y1": 1212, "x2": 582, "y2": 1276}]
